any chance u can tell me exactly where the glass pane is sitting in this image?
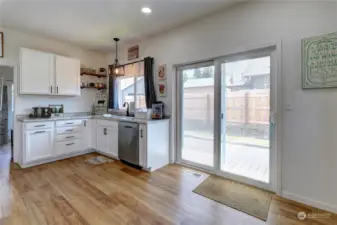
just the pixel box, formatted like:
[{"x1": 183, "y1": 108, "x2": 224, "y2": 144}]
[
  {"x1": 221, "y1": 56, "x2": 270, "y2": 183},
  {"x1": 117, "y1": 77, "x2": 135, "y2": 109},
  {"x1": 136, "y1": 76, "x2": 146, "y2": 109},
  {"x1": 181, "y1": 65, "x2": 214, "y2": 167}
]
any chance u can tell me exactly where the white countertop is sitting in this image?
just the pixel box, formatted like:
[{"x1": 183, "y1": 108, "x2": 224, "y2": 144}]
[{"x1": 16, "y1": 114, "x2": 170, "y2": 124}]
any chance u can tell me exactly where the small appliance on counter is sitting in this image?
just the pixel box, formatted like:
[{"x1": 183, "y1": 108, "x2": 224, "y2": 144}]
[
  {"x1": 29, "y1": 107, "x2": 51, "y2": 118},
  {"x1": 49, "y1": 104, "x2": 64, "y2": 117},
  {"x1": 151, "y1": 101, "x2": 164, "y2": 119}
]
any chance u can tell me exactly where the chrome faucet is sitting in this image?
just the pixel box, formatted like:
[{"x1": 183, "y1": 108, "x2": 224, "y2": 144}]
[{"x1": 123, "y1": 102, "x2": 130, "y2": 116}]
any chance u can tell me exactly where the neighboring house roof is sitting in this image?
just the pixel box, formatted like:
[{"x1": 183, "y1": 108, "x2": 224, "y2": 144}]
[
  {"x1": 184, "y1": 78, "x2": 214, "y2": 88},
  {"x1": 242, "y1": 57, "x2": 270, "y2": 76}
]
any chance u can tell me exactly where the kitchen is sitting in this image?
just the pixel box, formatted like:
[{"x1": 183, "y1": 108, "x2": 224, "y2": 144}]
[
  {"x1": 14, "y1": 47, "x2": 170, "y2": 172},
  {"x1": 1, "y1": 0, "x2": 337, "y2": 224}
]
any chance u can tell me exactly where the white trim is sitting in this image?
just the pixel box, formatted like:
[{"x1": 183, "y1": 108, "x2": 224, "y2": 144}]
[
  {"x1": 282, "y1": 191, "x2": 337, "y2": 214},
  {"x1": 20, "y1": 148, "x2": 95, "y2": 168}
]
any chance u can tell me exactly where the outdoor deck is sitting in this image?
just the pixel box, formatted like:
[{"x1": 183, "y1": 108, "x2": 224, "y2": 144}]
[{"x1": 182, "y1": 132, "x2": 269, "y2": 183}]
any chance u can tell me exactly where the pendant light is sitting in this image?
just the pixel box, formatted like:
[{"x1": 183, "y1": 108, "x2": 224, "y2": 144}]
[{"x1": 113, "y1": 37, "x2": 120, "y2": 74}]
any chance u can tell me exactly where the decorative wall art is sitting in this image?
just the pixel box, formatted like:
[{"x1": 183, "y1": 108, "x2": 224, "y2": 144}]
[
  {"x1": 158, "y1": 64, "x2": 166, "y2": 80},
  {"x1": 128, "y1": 45, "x2": 139, "y2": 61},
  {"x1": 158, "y1": 81, "x2": 167, "y2": 97},
  {"x1": 302, "y1": 32, "x2": 337, "y2": 89},
  {"x1": 0, "y1": 32, "x2": 3, "y2": 58}
]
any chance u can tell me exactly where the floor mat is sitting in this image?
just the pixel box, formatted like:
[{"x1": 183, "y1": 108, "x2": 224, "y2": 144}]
[
  {"x1": 193, "y1": 175, "x2": 273, "y2": 221},
  {"x1": 85, "y1": 156, "x2": 114, "y2": 165}
]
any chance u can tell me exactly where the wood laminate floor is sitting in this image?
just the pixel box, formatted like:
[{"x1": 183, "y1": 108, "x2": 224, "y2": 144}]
[{"x1": 3, "y1": 153, "x2": 337, "y2": 225}]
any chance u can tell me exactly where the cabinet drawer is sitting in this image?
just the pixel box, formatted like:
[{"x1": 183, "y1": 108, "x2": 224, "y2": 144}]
[
  {"x1": 54, "y1": 139, "x2": 81, "y2": 155},
  {"x1": 56, "y1": 120, "x2": 82, "y2": 127},
  {"x1": 96, "y1": 120, "x2": 118, "y2": 129},
  {"x1": 55, "y1": 133, "x2": 81, "y2": 142},
  {"x1": 56, "y1": 126, "x2": 81, "y2": 134},
  {"x1": 25, "y1": 121, "x2": 54, "y2": 130}
]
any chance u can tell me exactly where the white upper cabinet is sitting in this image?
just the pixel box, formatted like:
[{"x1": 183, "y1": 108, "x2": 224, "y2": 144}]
[
  {"x1": 20, "y1": 48, "x2": 80, "y2": 96},
  {"x1": 20, "y1": 48, "x2": 54, "y2": 95},
  {"x1": 56, "y1": 55, "x2": 80, "y2": 96}
]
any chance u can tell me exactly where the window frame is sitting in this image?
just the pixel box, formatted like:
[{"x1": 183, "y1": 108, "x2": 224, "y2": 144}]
[{"x1": 116, "y1": 74, "x2": 145, "y2": 110}]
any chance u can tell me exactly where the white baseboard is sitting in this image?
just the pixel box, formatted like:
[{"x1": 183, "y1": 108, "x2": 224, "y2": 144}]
[
  {"x1": 282, "y1": 191, "x2": 337, "y2": 214},
  {"x1": 20, "y1": 149, "x2": 95, "y2": 168}
]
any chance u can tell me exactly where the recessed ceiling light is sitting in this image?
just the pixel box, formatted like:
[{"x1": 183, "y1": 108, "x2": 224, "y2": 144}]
[{"x1": 141, "y1": 7, "x2": 152, "y2": 14}]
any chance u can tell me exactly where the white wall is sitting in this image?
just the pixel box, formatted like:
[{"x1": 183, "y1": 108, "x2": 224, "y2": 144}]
[
  {"x1": 0, "y1": 27, "x2": 107, "y2": 114},
  {"x1": 107, "y1": 1, "x2": 337, "y2": 212}
]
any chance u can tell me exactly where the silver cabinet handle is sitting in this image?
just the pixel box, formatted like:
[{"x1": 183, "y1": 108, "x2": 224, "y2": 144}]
[
  {"x1": 66, "y1": 136, "x2": 74, "y2": 139},
  {"x1": 34, "y1": 131, "x2": 46, "y2": 134},
  {"x1": 57, "y1": 86, "x2": 59, "y2": 94},
  {"x1": 103, "y1": 128, "x2": 107, "y2": 135},
  {"x1": 66, "y1": 142, "x2": 74, "y2": 146},
  {"x1": 140, "y1": 129, "x2": 143, "y2": 138},
  {"x1": 84, "y1": 121, "x2": 87, "y2": 127},
  {"x1": 66, "y1": 129, "x2": 73, "y2": 132},
  {"x1": 65, "y1": 122, "x2": 74, "y2": 125},
  {"x1": 50, "y1": 86, "x2": 53, "y2": 93},
  {"x1": 34, "y1": 125, "x2": 45, "y2": 127}
]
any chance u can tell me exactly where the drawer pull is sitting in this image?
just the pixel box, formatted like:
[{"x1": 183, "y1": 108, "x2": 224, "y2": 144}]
[
  {"x1": 66, "y1": 136, "x2": 74, "y2": 139},
  {"x1": 34, "y1": 131, "x2": 45, "y2": 134},
  {"x1": 65, "y1": 122, "x2": 74, "y2": 125},
  {"x1": 66, "y1": 129, "x2": 73, "y2": 132},
  {"x1": 34, "y1": 125, "x2": 45, "y2": 127},
  {"x1": 66, "y1": 142, "x2": 75, "y2": 146}
]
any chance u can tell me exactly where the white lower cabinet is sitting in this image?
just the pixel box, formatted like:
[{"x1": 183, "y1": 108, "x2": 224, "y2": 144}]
[
  {"x1": 20, "y1": 118, "x2": 169, "y2": 171},
  {"x1": 107, "y1": 127, "x2": 118, "y2": 157},
  {"x1": 24, "y1": 129, "x2": 54, "y2": 163},
  {"x1": 82, "y1": 119, "x2": 92, "y2": 150},
  {"x1": 96, "y1": 124, "x2": 107, "y2": 153},
  {"x1": 96, "y1": 121, "x2": 118, "y2": 158},
  {"x1": 139, "y1": 124, "x2": 147, "y2": 168},
  {"x1": 138, "y1": 121, "x2": 170, "y2": 172}
]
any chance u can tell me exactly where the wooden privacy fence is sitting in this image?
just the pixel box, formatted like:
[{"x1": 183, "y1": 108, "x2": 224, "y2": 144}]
[{"x1": 183, "y1": 90, "x2": 270, "y2": 125}]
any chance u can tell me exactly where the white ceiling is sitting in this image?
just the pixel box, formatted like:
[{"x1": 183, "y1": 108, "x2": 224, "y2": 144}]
[{"x1": 0, "y1": 0, "x2": 242, "y2": 52}]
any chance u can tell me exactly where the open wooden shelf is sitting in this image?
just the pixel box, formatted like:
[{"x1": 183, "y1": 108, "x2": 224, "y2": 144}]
[
  {"x1": 80, "y1": 72, "x2": 107, "y2": 78},
  {"x1": 80, "y1": 86, "x2": 107, "y2": 90}
]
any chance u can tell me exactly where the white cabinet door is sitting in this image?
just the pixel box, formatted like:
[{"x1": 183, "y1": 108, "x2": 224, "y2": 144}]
[
  {"x1": 139, "y1": 124, "x2": 147, "y2": 168},
  {"x1": 20, "y1": 48, "x2": 54, "y2": 95},
  {"x1": 55, "y1": 55, "x2": 80, "y2": 96},
  {"x1": 24, "y1": 129, "x2": 54, "y2": 163},
  {"x1": 82, "y1": 119, "x2": 91, "y2": 150},
  {"x1": 96, "y1": 125, "x2": 108, "y2": 153},
  {"x1": 107, "y1": 127, "x2": 118, "y2": 158}
]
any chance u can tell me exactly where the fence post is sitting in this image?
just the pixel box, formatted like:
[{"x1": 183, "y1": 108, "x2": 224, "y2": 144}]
[
  {"x1": 206, "y1": 94, "x2": 211, "y2": 125},
  {"x1": 244, "y1": 92, "x2": 249, "y2": 136}
]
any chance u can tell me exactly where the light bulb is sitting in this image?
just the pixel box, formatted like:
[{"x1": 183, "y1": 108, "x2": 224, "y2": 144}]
[{"x1": 115, "y1": 68, "x2": 119, "y2": 74}]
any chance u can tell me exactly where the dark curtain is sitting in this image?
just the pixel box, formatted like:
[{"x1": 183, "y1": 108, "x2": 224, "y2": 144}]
[
  {"x1": 108, "y1": 65, "x2": 117, "y2": 109},
  {"x1": 144, "y1": 57, "x2": 156, "y2": 108}
]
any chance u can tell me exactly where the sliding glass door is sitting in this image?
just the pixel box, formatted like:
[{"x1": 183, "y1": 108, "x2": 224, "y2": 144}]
[
  {"x1": 220, "y1": 56, "x2": 272, "y2": 185},
  {"x1": 177, "y1": 62, "x2": 215, "y2": 168},
  {"x1": 177, "y1": 47, "x2": 277, "y2": 191}
]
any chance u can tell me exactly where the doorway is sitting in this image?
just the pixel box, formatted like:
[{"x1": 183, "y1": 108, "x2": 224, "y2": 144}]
[{"x1": 176, "y1": 47, "x2": 278, "y2": 191}]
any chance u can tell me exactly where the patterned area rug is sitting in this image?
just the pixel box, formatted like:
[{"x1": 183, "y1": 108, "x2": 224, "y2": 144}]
[
  {"x1": 85, "y1": 156, "x2": 114, "y2": 165},
  {"x1": 193, "y1": 175, "x2": 273, "y2": 221}
]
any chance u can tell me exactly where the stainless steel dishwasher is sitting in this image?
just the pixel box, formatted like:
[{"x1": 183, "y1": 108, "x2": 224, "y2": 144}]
[{"x1": 118, "y1": 121, "x2": 139, "y2": 166}]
